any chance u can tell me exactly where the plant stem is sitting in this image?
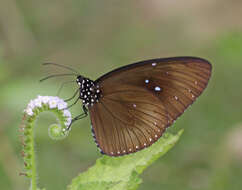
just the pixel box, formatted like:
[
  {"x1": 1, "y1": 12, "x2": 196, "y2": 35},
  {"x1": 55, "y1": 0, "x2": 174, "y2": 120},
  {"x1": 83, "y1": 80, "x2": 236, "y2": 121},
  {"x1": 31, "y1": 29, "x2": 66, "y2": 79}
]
[
  {"x1": 21, "y1": 96, "x2": 71, "y2": 190},
  {"x1": 29, "y1": 120, "x2": 37, "y2": 190},
  {"x1": 21, "y1": 110, "x2": 69, "y2": 190}
]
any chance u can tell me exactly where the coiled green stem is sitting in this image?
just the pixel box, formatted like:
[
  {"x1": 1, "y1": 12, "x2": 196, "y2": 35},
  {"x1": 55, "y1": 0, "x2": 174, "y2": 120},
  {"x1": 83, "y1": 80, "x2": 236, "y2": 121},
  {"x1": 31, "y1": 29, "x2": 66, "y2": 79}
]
[{"x1": 20, "y1": 96, "x2": 71, "y2": 190}]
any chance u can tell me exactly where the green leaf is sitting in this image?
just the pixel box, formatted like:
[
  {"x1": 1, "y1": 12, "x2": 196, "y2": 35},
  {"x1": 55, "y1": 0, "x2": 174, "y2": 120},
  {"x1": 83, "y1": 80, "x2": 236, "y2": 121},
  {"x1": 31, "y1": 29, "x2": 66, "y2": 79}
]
[
  {"x1": 73, "y1": 181, "x2": 118, "y2": 190},
  {"x1": 68, "y1": 129, "x2": 184, "y2": 190}
]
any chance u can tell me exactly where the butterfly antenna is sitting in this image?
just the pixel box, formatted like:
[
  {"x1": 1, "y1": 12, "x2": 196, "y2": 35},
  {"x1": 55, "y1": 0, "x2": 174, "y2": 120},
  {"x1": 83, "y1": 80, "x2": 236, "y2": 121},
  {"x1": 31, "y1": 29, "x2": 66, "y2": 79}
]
[
  {"x1": 43, "y1": 62, "x2": 80, "y2": 75},
  {"x1": 40, "y1": 73, "x2": 78, "y2": 82}
]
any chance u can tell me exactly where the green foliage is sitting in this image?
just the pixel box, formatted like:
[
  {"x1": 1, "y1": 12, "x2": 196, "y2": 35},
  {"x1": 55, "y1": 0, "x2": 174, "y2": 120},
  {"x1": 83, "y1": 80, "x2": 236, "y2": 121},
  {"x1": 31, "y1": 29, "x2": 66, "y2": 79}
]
[{"x1": 68, "y1": 130, "x2": 183, "y2": 190}]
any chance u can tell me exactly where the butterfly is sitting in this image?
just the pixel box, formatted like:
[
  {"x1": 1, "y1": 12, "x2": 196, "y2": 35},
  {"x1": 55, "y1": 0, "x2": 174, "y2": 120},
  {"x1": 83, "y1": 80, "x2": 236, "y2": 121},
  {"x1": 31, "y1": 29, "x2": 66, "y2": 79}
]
[{"x1": 42, "y1": 57, "x2": 212, "y2": 156}]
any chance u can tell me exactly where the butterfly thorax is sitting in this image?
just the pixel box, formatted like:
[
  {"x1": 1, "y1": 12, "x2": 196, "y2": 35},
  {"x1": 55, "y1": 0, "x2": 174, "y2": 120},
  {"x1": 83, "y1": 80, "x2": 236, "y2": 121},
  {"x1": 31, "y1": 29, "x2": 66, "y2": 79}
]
[{"x1": 76, "y1": 76, "x2": 101, "y2": 106}]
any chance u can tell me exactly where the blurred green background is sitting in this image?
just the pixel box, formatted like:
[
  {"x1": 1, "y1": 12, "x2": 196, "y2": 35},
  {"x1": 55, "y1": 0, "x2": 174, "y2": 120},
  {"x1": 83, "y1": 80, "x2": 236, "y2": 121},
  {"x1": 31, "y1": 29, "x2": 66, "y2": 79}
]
[{"x1": 0, "y1": 0, "x2": 242, "y2": 190}]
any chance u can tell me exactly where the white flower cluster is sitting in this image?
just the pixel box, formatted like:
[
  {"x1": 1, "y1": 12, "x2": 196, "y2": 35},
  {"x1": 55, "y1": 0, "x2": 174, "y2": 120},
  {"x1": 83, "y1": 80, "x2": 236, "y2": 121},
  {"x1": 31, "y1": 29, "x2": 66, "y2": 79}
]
[{"x1": 24, "y1": 96, "x2": 72, "y2": 126}]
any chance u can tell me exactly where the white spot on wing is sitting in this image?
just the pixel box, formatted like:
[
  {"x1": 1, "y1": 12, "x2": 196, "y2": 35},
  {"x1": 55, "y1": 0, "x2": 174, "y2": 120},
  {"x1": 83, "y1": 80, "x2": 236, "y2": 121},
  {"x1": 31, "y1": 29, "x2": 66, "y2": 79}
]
[
  {"x1": 174, "y1": 96, "x2": 178, "y2": 100},
  {"x1": 152, "y1": 63, "x2": 157, "y2": 66},
  {"x1": 145, "y1": 79, "x2": 149, "y2": 84},
  {"x1": 155, "y1": 86, "x2": 161, "y2": 91},
  {"x1": 133, "y1": 104, "x2": 136, "y2": 108}
]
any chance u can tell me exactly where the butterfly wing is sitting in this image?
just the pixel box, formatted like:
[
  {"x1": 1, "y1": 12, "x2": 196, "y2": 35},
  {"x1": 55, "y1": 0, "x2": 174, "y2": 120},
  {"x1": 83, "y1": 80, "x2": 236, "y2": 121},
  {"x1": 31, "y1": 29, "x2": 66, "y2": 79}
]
[{"x1": 89, "y1": 57, "x2": 212, "y2": 156}]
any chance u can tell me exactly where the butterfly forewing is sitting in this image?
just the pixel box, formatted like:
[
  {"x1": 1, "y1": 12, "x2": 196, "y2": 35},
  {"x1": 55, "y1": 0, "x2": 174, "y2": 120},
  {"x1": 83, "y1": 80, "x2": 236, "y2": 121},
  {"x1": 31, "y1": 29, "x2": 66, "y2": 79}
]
[{"x1": 89, "y1": 57, "x2": 212, "y2": 156}]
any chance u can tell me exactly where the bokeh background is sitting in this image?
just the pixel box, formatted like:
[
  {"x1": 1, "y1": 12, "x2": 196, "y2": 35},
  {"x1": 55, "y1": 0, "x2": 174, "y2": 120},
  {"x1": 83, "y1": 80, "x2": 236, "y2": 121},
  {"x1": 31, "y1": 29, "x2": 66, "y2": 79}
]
[{"x1": 1, "y1": 0, "x2": 242, "y2": 190}]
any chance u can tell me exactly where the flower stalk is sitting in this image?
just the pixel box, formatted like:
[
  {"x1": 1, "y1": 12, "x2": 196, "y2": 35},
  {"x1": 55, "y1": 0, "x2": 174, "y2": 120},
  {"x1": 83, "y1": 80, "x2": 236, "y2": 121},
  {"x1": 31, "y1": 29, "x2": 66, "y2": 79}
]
[{"x1": 20, "y1": 96, "x2": 72, "y2": 190}]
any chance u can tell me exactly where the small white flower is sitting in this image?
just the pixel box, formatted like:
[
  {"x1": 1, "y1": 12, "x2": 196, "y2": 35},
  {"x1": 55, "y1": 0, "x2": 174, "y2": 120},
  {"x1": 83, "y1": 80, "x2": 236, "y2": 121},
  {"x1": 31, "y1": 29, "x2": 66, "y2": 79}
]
[
  {"x1": 27, "y1": 100, "x2": 35, "y2": 109},
  {"x1": 63, "y1": 110, "x2": 71, "y2": 117},
  {"x1": 48, "y1": 98, "x2": 58, "y2": 108},
  {"x1": 52, "y1": 96, "x2": 60, "y2": 102},
  {"x1": 57, "y1": 100, "x2": 67, "y2": 110},
  {"x1": 25, "y1": 107, "x2": 34, "y2": 116},
  {"x1": 64, "y1": 117, "x2": 72, "y2": 127},
  {"x1": 42, "y1": 96, "x2": 50, "y2": 104},
  {"x1": 34, "y1": 98, "x2": 42, "y2": 107}
]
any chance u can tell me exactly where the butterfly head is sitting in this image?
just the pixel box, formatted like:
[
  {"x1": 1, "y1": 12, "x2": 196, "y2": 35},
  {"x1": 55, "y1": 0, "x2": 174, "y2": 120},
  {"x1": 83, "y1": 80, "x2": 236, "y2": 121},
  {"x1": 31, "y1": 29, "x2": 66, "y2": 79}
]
[
  {"x1": 76, "y1": 75, "x2": 84, "y2": 86},
  {"x1": 76, "y1": 75, "x2": 101, "y2": 106}
]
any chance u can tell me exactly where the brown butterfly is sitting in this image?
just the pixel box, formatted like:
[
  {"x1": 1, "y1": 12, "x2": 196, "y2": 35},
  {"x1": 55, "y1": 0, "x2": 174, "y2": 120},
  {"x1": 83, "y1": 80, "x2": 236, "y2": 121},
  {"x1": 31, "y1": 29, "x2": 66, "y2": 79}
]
[{"x1": 43, "y1": 57, "x2": 212, "y2": 156}]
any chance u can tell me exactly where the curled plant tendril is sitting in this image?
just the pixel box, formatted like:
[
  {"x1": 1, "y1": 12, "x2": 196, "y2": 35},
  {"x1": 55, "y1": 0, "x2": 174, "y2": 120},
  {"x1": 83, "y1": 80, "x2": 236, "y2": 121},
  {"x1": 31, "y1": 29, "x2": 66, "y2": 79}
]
[{"x1": 20, "y1": 95, "x2": 72, "y2": 190}]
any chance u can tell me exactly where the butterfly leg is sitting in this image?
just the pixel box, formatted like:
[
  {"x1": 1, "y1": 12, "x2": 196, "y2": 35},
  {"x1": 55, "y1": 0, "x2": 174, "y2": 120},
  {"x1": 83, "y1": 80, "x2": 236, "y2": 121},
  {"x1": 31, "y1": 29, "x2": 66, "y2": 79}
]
[
  {"x1": 66, "y1": 105, "x2": 88, "y2": 130},
  {"x1": 57, "y1": 80, "x2": 75, "y2": 96},
  {"x1": 64, "y1": 89, "x2": 79, "y2": 102},
  {"x1": 65, "y1": 95, "x2": 80, "y2": 109}
]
